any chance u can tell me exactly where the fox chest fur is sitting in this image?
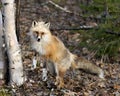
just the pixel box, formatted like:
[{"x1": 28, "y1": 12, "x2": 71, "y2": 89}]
[{"x1": 31, "y1": 39, "x2": 46, "y2": 55}]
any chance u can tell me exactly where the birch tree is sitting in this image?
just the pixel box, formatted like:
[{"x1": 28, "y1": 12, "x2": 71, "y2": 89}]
[{"x1": 1, "y1": 0, "x2": 25, "y2": 86}]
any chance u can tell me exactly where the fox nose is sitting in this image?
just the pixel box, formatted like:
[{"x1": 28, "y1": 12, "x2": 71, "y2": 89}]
[{"x1": 37, "y1": 38, "x2": 41, "y2": 42}]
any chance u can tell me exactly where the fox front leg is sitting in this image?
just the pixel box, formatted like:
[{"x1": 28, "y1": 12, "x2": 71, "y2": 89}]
[
  {"x1": 31, "y1": 56, "x2": 37, "y2": 70},
  {"x1": 54, "y1": 64, "x2": 67, "y2": 88}
]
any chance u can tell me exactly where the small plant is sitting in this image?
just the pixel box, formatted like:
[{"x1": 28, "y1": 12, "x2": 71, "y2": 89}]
[{"x1": 0, "y1": 88, "x2": 11, "y2": 96}]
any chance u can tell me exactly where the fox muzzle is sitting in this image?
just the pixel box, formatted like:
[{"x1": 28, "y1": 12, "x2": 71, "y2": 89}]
[{"x1": 37, "y1": 36, "x2": 41, "y2": 42}]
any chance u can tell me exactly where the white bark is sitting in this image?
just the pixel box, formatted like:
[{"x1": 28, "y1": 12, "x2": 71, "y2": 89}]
[
  {"x1": 0, "y1": 10, "x2": 4, "y2": 79},
  {"x1": 1, "y1": 0, "x2": 25, "y2": 86}
]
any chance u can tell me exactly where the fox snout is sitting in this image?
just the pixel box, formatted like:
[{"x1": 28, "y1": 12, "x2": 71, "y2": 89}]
[{"x1": 37, "y1": 36, "x2": 41, "y2": 42}]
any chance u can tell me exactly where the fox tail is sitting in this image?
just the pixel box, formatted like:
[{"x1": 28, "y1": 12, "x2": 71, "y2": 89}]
[{"x1": 71, "y1": 54, "x2": 104, "y2": 79}]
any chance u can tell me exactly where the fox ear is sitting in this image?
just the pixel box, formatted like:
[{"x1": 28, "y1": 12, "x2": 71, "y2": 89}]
[
  {"x1": 45, "y1": 22, "x2": 50, "y2": 29},
  {"x1": 32, "y1": 21, "x2": 38, "y2": 27}
]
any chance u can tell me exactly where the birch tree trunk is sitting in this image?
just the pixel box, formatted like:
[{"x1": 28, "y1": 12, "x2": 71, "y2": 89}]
[{"x1": 1, "y1": 0, "x2": 25, "y2": 86}]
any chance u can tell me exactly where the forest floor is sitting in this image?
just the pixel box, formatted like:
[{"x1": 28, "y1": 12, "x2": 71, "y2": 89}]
[{"x1": 1, "y1": 0, "x2": 120, "y2": 96}]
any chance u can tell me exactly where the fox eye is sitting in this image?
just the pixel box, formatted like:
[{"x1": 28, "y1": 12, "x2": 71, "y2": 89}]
[
  {"x1": 34, "y1": 31, "x2": 39, "y2": 34},
  {"x1": 41, "y1": 32, "x2": 45, "y2": 35}
]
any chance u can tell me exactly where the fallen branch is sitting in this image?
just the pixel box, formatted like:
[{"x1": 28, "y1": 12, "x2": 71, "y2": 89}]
[
  {"x1": 51, "y1": 25, "x2": 95, "y2": 31},
  {"x1": 48, "y1": 1, "x2": 72, "y2": 13},
  {"x1": 105, "y1": 30, "x2": 120, "y2": 36}
]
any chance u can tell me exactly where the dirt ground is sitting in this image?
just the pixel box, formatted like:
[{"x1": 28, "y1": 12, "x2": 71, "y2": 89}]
[{"x1": 13, "y1": 0, "x2": 120, "y2": 95}]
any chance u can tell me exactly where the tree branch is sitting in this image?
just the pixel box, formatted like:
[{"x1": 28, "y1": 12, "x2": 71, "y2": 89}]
[{"x1": 48, "y1": 1, "x2": 72, "y2": 13}]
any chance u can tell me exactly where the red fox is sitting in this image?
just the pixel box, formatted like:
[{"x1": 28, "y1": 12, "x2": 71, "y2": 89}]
[{"x1": 29, "y1": 21, "x2": 104, "y2": 88}]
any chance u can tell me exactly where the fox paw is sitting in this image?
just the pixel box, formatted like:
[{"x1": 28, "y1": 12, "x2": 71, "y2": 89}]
[
  {"x1": 55, "y1": 81, "x2": 64, "y2": 89},
  {"x1": 55, "y1": 77, "x2": 64, "y2": 89}
]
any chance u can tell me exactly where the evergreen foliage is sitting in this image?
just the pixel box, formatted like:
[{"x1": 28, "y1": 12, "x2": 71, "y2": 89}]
[{"x1": 79, "y1": 0, "x2": 120, "y2": 61}]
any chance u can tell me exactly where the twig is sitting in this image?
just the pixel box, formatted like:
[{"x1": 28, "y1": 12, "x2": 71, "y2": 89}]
[
  {"x1": 61, "y1": 89, "x2": 79, "y2": 96},
  {"x1": 48, "y1": 1, "x2": 72, "y2": 13}
]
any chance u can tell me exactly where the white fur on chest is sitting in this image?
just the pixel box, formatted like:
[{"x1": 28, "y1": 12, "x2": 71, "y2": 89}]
[{"x1": 31, "y1": 40, "x2": 46, "y2": 55}]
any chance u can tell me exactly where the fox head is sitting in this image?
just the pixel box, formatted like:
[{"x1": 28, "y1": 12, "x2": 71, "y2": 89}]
[{"x1": 30, "y1": 21, "x2": 52, "y2": 42}]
